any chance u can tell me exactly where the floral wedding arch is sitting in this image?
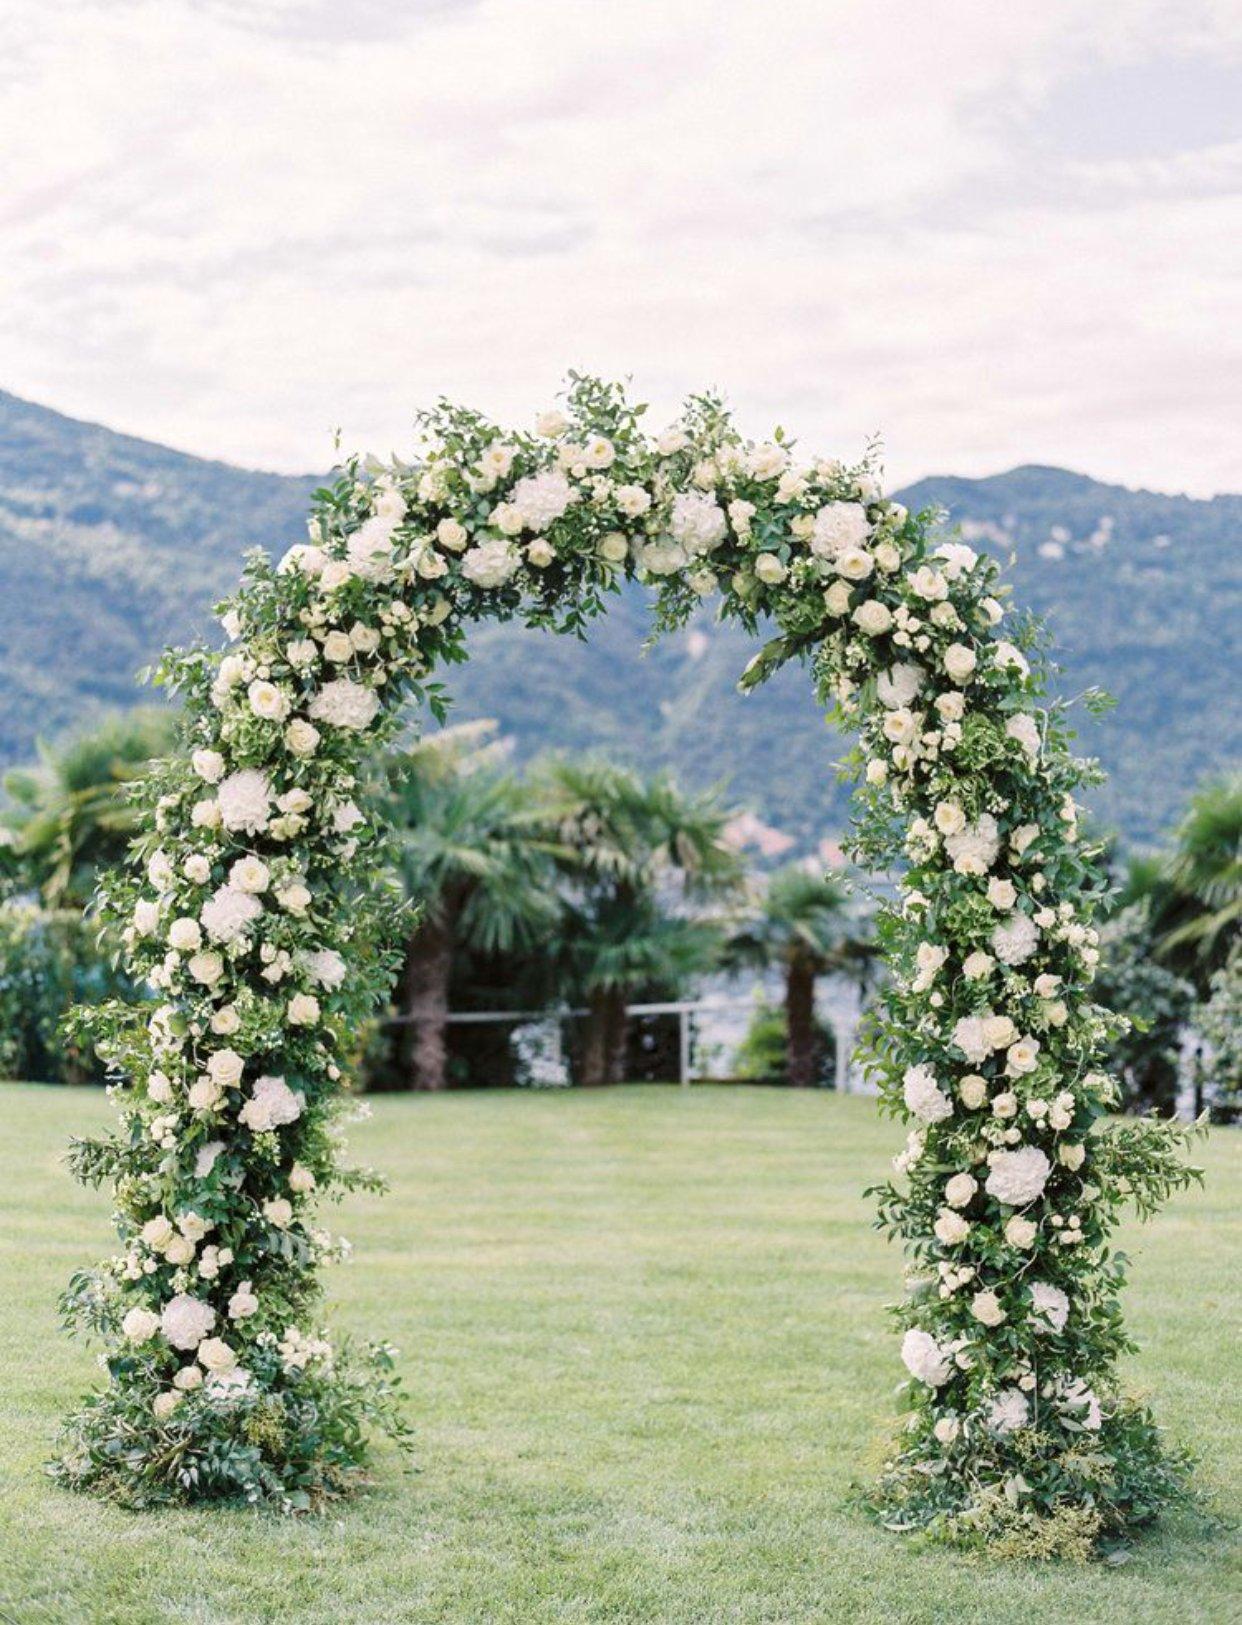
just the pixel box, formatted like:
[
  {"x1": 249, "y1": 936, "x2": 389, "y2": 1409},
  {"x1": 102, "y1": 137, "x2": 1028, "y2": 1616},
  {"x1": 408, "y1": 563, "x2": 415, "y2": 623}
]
[{"x1": 56, "y1": 376, "x2": 1200, "y2": 1552}]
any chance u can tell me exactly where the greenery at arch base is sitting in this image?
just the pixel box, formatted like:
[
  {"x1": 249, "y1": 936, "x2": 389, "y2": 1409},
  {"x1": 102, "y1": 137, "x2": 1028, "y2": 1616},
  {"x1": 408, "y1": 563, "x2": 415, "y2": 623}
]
[{"x1": 53, "y1": 376, "x2": 1203, "y2": 1556}]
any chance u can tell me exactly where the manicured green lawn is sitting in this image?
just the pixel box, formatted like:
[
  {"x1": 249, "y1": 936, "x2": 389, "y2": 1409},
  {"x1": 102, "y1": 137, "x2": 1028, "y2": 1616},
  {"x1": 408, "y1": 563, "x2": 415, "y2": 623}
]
[{"x1": 0, "y1": 1084, "x2": 1236, "y2": 1624}]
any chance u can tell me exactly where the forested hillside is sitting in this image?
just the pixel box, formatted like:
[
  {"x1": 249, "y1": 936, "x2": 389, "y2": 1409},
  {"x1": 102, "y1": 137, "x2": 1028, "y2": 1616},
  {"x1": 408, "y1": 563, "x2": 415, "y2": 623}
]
[{"x1": 1, "y1": 390, "x2": 1237, "y2": 846}]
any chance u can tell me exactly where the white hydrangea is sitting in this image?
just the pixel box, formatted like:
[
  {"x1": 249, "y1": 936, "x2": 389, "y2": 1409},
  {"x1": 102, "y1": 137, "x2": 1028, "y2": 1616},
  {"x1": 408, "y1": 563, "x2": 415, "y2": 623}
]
[
  {"x1": 944, "y1": 814, "x2": 1000, "y2": 876},
  {"x1": 810, "y1": 501, "x2": 869, "y2": 559},
  {"x1": 1029, "y1": 1281, "x2": 1069, "y2": 1333},
  {"x1": 986, "y1": 1387, "x2": 1031, "y2": 1435},
  {"x1": 345, "y1": 514, "x2": 398, "y2": 581},
  {"x1": 902, "y1": 1064, "x2": 953, "y2": 1124},
  {"x1": 875, "y1": 663, "x2": 923, "y2": 710},
  {"x1": 669, "y1": 491, "x2": 727, "y2": 554},
  {"x1": 238, "y1": 1074, "x2": 304, "y2": 1133},
  {"x1": 1005, "y1": 713, "x2": 1041, "y2": 757},
  {"x1": 900, "y1": 1328, "x2": 952, "y2": 1387},
  {"x1": 160, "y1": 1293, "x2": 216, "y2": 1350},
  {"x1": 216, "y1": 769, "x2": 272, "y2": 835},
  {"x1": 991, "y1": 912, "x2": 1040, "y2": 966},
  {"x1": 985, "y1": 1146, "x2": 1051, "y2": 1207},
  {"x1": 200, "y1": 885, "x2": 263, "y2": 945},
  {"x1": 509, "y1": 469, "x2": 575, "y2": 530},
  {"x1": 308, "y1": 678, "x2": 380, "y2": 731},
  {"x1": 460, "y1": 538, "x2": 521, "y2": 589},
  {"x1": 304, "y1": 948, "x2": 347, "y2": 989}
]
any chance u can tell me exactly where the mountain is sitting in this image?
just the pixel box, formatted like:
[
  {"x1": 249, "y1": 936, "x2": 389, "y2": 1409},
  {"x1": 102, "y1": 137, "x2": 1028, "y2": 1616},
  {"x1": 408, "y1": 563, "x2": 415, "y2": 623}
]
[{"x1": 1, "y1": 391, "x2": 1237, "y2": 848}]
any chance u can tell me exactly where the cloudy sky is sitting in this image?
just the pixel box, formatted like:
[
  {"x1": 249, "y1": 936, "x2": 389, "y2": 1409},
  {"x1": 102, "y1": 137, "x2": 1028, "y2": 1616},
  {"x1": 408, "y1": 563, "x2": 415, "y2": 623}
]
[{"x1": 2, "y1": 0, "x2": 1239, "y2": 492}]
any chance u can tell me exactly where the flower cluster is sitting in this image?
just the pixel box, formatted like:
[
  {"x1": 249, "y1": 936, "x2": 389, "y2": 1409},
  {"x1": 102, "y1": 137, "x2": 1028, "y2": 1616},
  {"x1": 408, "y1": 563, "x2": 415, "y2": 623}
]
[{"x1": 55, "y1": 376, "x2": 1198, "y2": 1540}]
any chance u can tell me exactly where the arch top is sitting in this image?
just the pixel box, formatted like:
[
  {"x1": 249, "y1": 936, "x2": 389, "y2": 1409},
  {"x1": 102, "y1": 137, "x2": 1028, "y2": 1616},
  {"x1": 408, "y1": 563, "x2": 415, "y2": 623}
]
[{"x1": 58, "y1": 373, "x2": 1200, "y2": 1552}]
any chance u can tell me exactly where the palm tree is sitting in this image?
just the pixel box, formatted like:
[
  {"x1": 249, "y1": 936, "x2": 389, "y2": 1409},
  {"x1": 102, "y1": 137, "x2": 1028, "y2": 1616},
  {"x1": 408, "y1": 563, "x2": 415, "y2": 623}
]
[
  {"x1": 2, "y1": 709, "x2": 175, "y2": 908},
  {"x1": 383, "y1": 723, "x2": 561, "y2": 1091},
  {"x1": 1123, "y1": 777, "x2": 1241, "y2": 996},
  {"x1": 536, "y1": 759, "x2": 742, "y2": 1084},
  {"x1": 725, "y1": 865, "x2": 872, "y2": 1088}
]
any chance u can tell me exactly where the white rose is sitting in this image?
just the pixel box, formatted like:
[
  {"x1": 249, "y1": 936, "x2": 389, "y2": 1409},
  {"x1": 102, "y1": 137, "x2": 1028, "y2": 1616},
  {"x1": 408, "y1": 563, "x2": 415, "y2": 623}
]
[
  {"x1": 248, "y1": 680, "x2": 290, "y2": 723},
  {"x1": 823, "y1": 580, "x2": 853, "y2": 616},
  {"x1": 263, "y1": 1197, "x2": 294, "y2": 1229},
  {"x1": 943, "y1": 644, "x2": 977, "y2": 684},
  {"x1": 962, "y1": 950, "x2": 993, "y2": 981},
  {"x1": 322, "y1": 630, "x2": 354, "y2": 663},
  {"x1": 1005, "y1": 1036, "x2": 1041, "y2": 1076},
  {"x1": 853, "y1": 600, "x2": 892, "y2": 635},
  {"x1": 188, "y1": 950, "x2": 224, "y2": 986},
  {"x1": 1058, "y1": 1142, "x2": 1086, "y2": 1171},
  {"x1": 197, "y1": 1336, "x2": 237, "y2": 1374},
  {"x1": 288, "y1": 1163, "x2": 317, "y2": 1194},
  {"x1": 228, "y1": 856, "x2": 270, "y2": 894},
  {"x1": 277, "y1": 882, "x2": 312, "y2": 914},
  {"x1": 945, "y1": 1173, "x2": 977, "y2": 1208},
  {"x1": 122, "y1": 1306, "x2": 161, "y2": 1342},
  {"x1": 971, "y1": 1290, "x2": 1006, "y2": 1327},
  {"x1": 228, "y1": 1281, "x2": 259, "y2": 1320},
  {"x1": 934, "y1": 1208, "x2": 971, "y2": 1245},
  {"x1": 835, "y1": 546, "x2": 874, "y2": 581},
  {"x1": 754, "y1": 553, "x2": 787, "y2": 585},
  {"x1": 987, "y1": 878, "x2": 1017, "y2": 910},
  {"x1": 168, "y1": 917, "x2": 202, "y2": 952},
  {"x1": 1005, "y1": 1215, "x2": 1037, "y2": 1248},
  {"x1": 287, "y1": 993, "x2": 320, "y2": 1026},
  {"x1": 958, "y1": 1074, "x2": 989, "y2": 1110},
  {"x1": 933, "y1": 802, "x2": 966, "y2": 837},
  {"x1": 192, "y1": 749, "x2": 225, "y2": 784},
  {"x1": 206, "y1": 1048, "x2": 245, "y2": 1088}
]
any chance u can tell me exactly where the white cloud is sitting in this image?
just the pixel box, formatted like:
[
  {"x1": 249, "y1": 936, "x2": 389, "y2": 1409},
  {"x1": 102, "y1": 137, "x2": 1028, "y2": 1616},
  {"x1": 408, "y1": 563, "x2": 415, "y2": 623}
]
[{"x1": 0, "y1": 0, "x2": 1239, "y2": 492}]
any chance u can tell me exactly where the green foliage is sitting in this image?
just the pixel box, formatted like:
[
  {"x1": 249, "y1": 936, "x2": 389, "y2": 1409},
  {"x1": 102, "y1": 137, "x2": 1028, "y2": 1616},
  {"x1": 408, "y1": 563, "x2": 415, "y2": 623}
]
[{"x1": 734, "y1": 997, "x2": 836, "y2": 1085}]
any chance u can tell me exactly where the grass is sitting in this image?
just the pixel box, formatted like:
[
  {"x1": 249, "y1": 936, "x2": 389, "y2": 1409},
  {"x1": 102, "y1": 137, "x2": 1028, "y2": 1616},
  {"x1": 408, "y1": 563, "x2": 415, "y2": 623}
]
[{"x1": 0, "y1": 1084, "x2": 1236, "y2": 1624}]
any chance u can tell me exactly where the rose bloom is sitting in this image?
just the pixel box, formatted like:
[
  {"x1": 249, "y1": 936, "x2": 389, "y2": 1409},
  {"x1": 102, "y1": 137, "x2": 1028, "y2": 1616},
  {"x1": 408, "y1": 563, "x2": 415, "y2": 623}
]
[
  {"x1": 959, "y1": 1074, "x2": 989, "y2": 1109},
  {"x1": 882, "y1": 708, "x2": 918, "y2": 746},
  {"x1": 983, "y1": 1013, "x2": 1017, "y2": 1050},
  {"x1": 934, "y1": 1208, "x2": 970, "y2": 1245},
  {"x1": 263, "y1": 1197, "x2": 294, "y2": 1229},
  {"x1": 962, "y1": 950, "x2": 993, "y2": 981},
  {"x1": 277, "y1": 882, "x2": 312, "y2": 914},
  {"x1": 754, "y1": 553, "x2": 787, "y2": 585},
  {"x1": 987, "y1": 878, "x2": 1017, "y2": 910},
  {"x1": 168, "y1": 917, "x2": 202, "y2": 952},
  {"x1": 248, "y1": 680, "x2": 290, "y2": 722},
  {"x1": 210, "y1": 1004, "x2": 240, "y2": 1035},
  {"x1": 322, "y1": 630, "x2": 353, "y2": 663},
  {"x1": 1005, "y1": 1036, "x2": 1041, "y2": 1076},
  {"x1": 289, "y1": 1163, "x2": 317, "y2": 1194},
  {"x1": 853, "y1": 599, "x2": 892, "y2": 636},
  {"x1": 197, "y1": 1336, "x2": 237, "y2": 1374},
  {"x1": 943, "y1": 643, "x2": 977, "y2": 683},
  {"x1": 187, "y1": 948, "x2": 224, "y2": 985},
  {"x1": 945, "y1": 1172, "x2": 977, "y2": 1208},
  {"x1": 908, "y1": 565, "x2": 947, "y2": 601},
  {"x1": 1005, "y1": 1214, "x2": 1038, "y2": 1248},
  {"x1": 192, "y1": 749, "x2": 225, "y2": 784},
  {"x1": 971, "y1": 1290, "x2": 1006, "y2": 1327},
  {"x1": 933, "y1": 801, "x2": 965, "y2": 836},
  {"x1": 1059, "y1": 1142, "x2": 1086, "y2": 1171},
  {"x1": 835, "y1": 546, "x2": 874, "y2": 581},
  {"x1": 228, "y1": 856, "x2": 270, "y2": 894},
  {"x1": 287, "y1": 993, "x2": 320, "y2": 1026},
  {"x1": 991, "y1": 1090, "x2": 1019, "y2": 1119}
]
